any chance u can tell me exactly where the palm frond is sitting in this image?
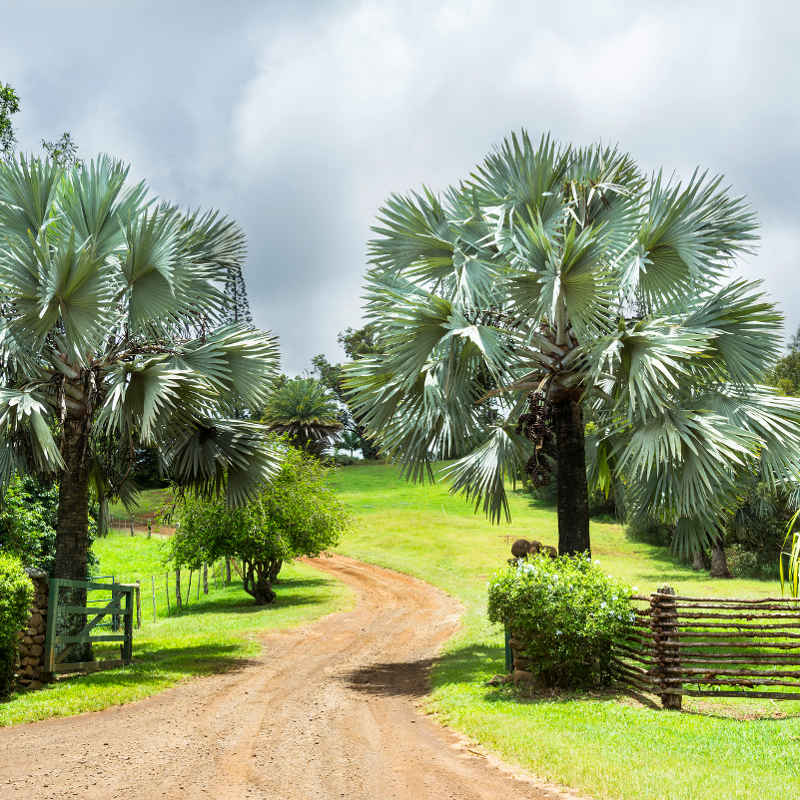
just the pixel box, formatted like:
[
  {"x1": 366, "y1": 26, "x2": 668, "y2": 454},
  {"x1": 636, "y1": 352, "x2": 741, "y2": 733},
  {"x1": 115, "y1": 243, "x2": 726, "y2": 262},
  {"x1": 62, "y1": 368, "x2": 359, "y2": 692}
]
[
  {"x1": 164, "y1": 419, "x2": 282, "y2": 506},
  {"x1": 442, "y1": 424, "x2": 533, "y2": 523}
]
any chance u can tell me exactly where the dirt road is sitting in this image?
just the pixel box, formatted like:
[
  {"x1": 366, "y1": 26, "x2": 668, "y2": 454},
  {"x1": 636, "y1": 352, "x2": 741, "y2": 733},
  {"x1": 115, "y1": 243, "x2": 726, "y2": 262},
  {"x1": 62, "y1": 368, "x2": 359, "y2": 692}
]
[{"x1": 0, "y1": 555, "x2": 581, "y2": 799}]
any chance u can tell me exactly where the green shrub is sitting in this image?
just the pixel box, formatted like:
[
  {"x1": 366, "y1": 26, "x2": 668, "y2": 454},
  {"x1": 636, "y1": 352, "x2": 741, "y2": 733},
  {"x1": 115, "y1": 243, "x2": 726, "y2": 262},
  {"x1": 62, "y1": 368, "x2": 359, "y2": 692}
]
[
  {"x1": 0, "y1": 553, "x2": 33, "y2": 699},
  {"x1": 488, "y1": 554, "x2": 634, "y2": 689},
  {"x1": 726, "y1": 544, "x2": 761, "y2": 578},
  {"x1": 0, "y1": 476, "x2": 58, "y2": 572}
]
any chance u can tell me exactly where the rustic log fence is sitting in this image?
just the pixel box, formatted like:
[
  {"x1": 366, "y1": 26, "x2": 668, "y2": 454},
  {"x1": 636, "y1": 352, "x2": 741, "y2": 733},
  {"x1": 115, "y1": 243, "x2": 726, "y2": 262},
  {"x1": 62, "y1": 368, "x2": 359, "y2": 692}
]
[{"x1": 613, "y1": 585, "x2": 800, "y2": 709}]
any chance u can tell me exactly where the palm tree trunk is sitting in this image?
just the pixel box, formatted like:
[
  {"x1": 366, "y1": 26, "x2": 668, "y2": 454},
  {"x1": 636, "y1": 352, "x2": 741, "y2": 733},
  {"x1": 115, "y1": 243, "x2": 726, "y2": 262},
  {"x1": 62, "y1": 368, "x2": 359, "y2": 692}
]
[
  {"x1": 551, "y1": 395, "x2": 591, "y2": 556},
  {"x1": 54, "y1": 419, "x2": 91, "y2": 580},
  {"x1": 97, "y1": 491, "x2": 110, "y2": 538},
  {"x1": 710, "y1": 538, "x2": 731, "y2": 578},
  {"x1": 53, "y1": 417, "x2": 92, "y2": 662}
]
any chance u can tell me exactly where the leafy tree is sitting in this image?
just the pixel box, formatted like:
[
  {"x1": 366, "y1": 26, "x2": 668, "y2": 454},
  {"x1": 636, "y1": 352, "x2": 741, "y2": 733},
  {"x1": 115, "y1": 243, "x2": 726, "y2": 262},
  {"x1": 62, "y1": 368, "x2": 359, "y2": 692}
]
[
  {"x1": 41, "y1": 132, "x2": 82, "y2": 168},
  {"x1": 0, "y1": 553, "x2": 33, "y2": 699},
  {"x1": 0, "y1": 476, "x2": 59, "y2": 572},
  {"x1": 262, "y1": 377, "x2": 342, "y2": 457},
  {"x1": 788, "y1": 325, "x2": 800, "y2": 355},
  {"x1": 339, "y1": 323, "x2": 381, "y2": 360},
  {"x1": 311, "y1": 353, "x2": 345, "y2": 399},
  {"x1": 346, "y1": 131, "x2": 800, "y2": 556},
  {"x1": 0, "y1": 83, "x2": 20, "y2": 159},
  {"x1": 170, "y1": 445, "x2": 348, "y2": 603},
  {"x1": 766, "y1": 346, "x2": 800, "y2": 396},
  {"x1": 0, "y1": 154, "x2": 281, "y2": 587}
]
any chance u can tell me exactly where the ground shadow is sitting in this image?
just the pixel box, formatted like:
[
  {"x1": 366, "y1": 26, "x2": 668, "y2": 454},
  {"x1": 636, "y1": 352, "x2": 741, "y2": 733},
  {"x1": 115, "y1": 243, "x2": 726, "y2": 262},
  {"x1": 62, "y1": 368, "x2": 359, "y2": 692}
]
[
  {"x1": 342, "y1": 657, "x2": 437, "y2": 698},
  {"x1": 164, "y1": 583, "x2": 330, "y2": 617},
  {"x1": 44, "y1": 642, "x2": 261, "y2": 695}
]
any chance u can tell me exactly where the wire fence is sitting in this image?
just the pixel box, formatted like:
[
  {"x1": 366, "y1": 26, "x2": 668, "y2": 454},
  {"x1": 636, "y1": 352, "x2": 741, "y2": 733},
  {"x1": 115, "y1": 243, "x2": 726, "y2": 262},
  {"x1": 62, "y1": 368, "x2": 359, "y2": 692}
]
[
  {"x1": 136, "y1": 559, "x2": 240, "y2": 625},
  {"x1": 108, "y1": 516, "x2": 175, "y2": 536}
]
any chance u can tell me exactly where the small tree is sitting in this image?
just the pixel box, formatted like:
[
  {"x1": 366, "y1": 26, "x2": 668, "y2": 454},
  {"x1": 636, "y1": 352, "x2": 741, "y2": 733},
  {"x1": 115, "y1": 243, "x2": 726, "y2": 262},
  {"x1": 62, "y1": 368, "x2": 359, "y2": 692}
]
[
  {"x1": 171, "y1": 445, "x2": 348, "y2": 604},
  {"x1": 0, "y1": 83, "x2": 20, "y2": 159}
]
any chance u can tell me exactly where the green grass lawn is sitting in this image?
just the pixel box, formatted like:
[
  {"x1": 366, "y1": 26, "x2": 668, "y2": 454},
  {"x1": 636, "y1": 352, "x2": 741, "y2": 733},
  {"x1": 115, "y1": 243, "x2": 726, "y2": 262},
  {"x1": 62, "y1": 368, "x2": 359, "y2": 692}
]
[
  {"x1": 331, "y1": 461, "x2": 800, "y2": 800},
  {"x1": 108, "y1": 486, "x2": 173, "y2": 519},
  {"x1": 1, "y1": 530, "x2": 352, "y2": 727}
]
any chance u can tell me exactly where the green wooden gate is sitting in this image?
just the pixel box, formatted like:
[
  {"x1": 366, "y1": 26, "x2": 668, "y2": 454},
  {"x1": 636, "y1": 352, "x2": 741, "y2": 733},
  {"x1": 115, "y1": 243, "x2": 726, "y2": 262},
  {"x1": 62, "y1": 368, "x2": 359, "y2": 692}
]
[{"x1": 44, "y1": 578, "x2": 136, "y2": 674}]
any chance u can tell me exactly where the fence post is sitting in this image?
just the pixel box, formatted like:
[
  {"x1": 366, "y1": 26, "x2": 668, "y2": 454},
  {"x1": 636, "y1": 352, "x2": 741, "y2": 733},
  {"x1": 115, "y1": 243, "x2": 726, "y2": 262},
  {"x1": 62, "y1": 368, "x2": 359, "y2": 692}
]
[
  {"x1": 175, "y1": 569, "x2": 182, "y2": 612},
  {"x1": 504, "y1": 624, "x2": 513, "y2": 673},
  {"x1": 151, "y1": 575, "x2": 157, "y2": 623},
  {"x1": 135, "y1": 581, "x2": 142, "y2": 630},
  {"x1": 122, "y1": 588, "x2": 133, "y2": 663},
  {"x1": 651, "y1": 585, "x2": 681, "y2": 710},
  {"x1": 111, "y1": 576, "x2": 119, "y2": 632},
  {"x1": 43, "y1": 577, "x2": 59, "y2": 675}
]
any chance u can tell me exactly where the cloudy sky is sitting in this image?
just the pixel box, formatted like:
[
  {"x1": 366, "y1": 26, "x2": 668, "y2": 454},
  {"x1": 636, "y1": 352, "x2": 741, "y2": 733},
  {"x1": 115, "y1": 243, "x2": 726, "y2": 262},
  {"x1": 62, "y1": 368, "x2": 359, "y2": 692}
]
[{"x1": 2, "y1": 0, "x2": 798, "y2": 373}]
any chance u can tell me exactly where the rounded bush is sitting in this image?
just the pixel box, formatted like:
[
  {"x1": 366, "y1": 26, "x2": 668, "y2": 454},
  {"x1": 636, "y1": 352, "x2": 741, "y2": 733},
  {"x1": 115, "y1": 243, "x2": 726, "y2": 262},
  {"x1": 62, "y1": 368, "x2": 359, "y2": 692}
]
[
  {"x1": 0, "y1": 553, "x2": 34, "y2": 699},
  {"x1": 488, "y1": 553, "x2": 634, "y2": 689}
]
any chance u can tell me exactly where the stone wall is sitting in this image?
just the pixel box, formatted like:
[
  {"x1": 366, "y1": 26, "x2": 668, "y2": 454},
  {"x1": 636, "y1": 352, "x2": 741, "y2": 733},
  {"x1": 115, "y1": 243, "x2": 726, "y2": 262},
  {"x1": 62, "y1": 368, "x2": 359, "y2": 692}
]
[{"x1": 15, "y1": 569, "x2": 49, "y2": 690}]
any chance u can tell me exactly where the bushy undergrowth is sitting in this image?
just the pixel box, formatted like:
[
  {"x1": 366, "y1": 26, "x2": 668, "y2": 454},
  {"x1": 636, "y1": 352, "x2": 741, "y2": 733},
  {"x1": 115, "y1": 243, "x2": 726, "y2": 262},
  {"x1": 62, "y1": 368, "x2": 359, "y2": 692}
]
[
  {"x1": 488, "y1": 553, "x2": 634, "y2": 689},
  {"x1": 0, "y1": 553, "x2": 33, "y2": 699}
]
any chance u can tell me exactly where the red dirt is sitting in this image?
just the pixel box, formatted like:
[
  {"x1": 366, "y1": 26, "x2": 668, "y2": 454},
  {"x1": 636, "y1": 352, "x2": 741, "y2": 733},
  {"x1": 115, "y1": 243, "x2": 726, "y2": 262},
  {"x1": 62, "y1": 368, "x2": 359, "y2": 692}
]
[{"x1": 0, "y1": 555, "x2": 586, "y2": 799}]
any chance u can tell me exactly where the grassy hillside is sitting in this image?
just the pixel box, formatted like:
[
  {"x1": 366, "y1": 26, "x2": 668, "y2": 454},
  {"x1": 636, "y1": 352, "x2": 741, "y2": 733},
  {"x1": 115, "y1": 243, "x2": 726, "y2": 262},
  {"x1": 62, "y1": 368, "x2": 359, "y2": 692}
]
[{"x1": 331, "y1": 461, "x2": 800, "y2": 800}]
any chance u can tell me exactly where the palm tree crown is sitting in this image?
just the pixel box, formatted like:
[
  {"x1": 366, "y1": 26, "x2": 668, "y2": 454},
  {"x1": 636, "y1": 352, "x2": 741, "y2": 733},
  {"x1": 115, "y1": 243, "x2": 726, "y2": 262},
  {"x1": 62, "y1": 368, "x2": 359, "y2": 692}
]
[
  {"x1": 262, "y1": 377, "x2": 342, "y2": 456},
  {"x1": 0, "y1": 154, "x2": 281, "y2": 580},
  {"x1": 346, "y1": 131, "x2": 800, "y2": 555}
]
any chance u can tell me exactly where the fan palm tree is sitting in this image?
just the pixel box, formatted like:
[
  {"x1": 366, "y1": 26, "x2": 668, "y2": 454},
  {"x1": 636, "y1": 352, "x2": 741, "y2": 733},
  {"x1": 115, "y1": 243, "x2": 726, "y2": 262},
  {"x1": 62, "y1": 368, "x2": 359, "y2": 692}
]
[
  {"x1": 345, "y1": 131, "x2": 800, "y2": 556},
  {"x1": 0, "y1": 154, "x2": 281, "y2": 583},
  {"x1": 339, "y1": 429, "x2": 362, "y2": 458},
  {"x1": 262, "y1": 377, "x2": 342, "y2": 457}
]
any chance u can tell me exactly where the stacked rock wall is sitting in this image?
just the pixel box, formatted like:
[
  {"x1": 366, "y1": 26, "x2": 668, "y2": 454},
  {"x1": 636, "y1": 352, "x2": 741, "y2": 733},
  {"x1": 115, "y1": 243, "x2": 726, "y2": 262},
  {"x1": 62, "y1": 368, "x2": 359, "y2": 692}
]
[{"x1": 15, "y1": 569, "x2": 49, "y2": 690}]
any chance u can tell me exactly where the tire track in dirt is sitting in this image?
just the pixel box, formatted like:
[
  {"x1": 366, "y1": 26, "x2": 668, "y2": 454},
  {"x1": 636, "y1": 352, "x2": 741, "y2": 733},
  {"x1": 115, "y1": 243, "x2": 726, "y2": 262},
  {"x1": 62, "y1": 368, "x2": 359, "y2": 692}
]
[{"x1": 0, "y1": 555, "x2": 586, "y2": 799}]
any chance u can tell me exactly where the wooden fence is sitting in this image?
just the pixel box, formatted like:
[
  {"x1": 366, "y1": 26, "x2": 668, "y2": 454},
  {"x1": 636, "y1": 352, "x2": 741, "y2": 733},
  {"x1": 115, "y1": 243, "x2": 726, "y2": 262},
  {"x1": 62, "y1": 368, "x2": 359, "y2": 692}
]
[{"x1": 613, "y1": 586, "x2": 800, "y2": 709}]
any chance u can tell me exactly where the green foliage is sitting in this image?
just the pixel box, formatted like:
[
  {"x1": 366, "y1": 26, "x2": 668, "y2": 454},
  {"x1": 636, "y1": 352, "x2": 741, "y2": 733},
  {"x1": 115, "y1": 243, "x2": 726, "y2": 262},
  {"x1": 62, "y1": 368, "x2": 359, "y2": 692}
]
[
  {"x1": 262, "y1": 377, "x2": 342, "y2": 457},
  {"x1": 170, "y1": 446, "x2": 349, "y2": 603},
  {"x1": 0, "y1": 476, "x2": 58, "y2": 572},
  {"x1": 41, "y1": 132, "x2": 82, "y2": 168},
  {"x1": 0, "y1": 153, "x2": 282, "y2": 583},
  {"x1": 488, "y1": 554, "x2": 634, "y2": 688},
  {"x1": 338, "y1": 323, "x2": 381, "y2": 360},
  {"x1": 725, "y1": 544, "x2": 760, "y2": 578},
  {"x1": 766, "y1": 349, "x2": 800, "y2": 396},
  {"x1": 0, "y1": 553, "x2": 33, "y2": 699},
  {"x1": 311, "y1": 323, "x2": 384, "y2": 460},
  {"x1": 627, "y1": 467, "x2": 795, "y2": 576},
  {"x1": 781, "y1": 508, "x2": 800, "y2": 597},
  {"x1": 345, "y1": 129, "x2": 800, "y2": 559},
  {"x1": 0, "y1": 83, "x2": 20, "y2": 159},
  {"x1": 334, "y1": 460, "x2": 800, "y2": 800}
]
